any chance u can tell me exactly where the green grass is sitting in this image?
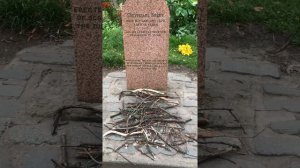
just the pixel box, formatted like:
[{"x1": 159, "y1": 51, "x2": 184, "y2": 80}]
[
  {"x1": 208, "y1": 0, "x2": 300, "y2": 44},
  {"x1": 0, "y1": 0, "x2": 70, "y2": 32},
  {"x1": 169, "y1": 35, "x2": 198, "y2": 70},
  {"x1": 103, "y1": 25, "x2": 198, "y2": 70}
]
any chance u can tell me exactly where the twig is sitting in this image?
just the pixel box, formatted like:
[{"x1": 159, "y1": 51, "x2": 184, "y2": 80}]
[
  {"x1": 51, "y1": 159, "x2": 65, "y2": 168},
  {"x1": 267, "y1": 34, "x2": 292, "y2": 54},
  {"x1": 106, "y1": 147, "x2": 135, "y2": 165},
  {"x1": 52, "y1": 109, "x2": 63, "y2": 135},
  {"x1": 199, "y1": 108, "x2": 246, "y2": 134},
  {"x1": 103, "y1": 130, "x2": 143, "y2": 137},
  {"x1": 51, "y1": 105, "x2": 101, "y2": 135},
  {"x1": 60, "y1": 134, "x2": 68, "y2": 167},
  {"x1": 84, "y1": 148, "x2": 102, "y2": 165},
  {"x1": 82, "y1": 124, "x2": 102, "y2": 141},
  {"x1": 226, "y1": 109, "x2": 246, "y2": 134}
]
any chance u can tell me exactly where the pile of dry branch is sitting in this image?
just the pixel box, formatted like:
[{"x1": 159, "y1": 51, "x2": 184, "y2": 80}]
[
  {"x1": 50, "y1": 89, "x2": 246, "y2": 167},
  {"x1": 103, "y1": 89, "x2": 197, "y2": 161}
]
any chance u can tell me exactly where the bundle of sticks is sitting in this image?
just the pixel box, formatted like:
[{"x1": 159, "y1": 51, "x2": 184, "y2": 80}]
[{"x1": 103, "y1": 89, "x2": 197, "y2": 160}]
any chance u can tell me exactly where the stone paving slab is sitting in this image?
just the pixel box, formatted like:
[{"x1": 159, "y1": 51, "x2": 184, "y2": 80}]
[
  {"x1": 199, "y1": 157, "x2": 266, "y2": 168},
  {"x1": 204, "y1": 73, "x2": 253, "y2": 99},
  {"x1": 14, "y1": 145, "x2": 60, "y2": 168},
  {"x1": 221, "y1": 59, "x2": 280, "y2": 78},
  {"x1": 60, "y1": 122, "x2": 101, "y2": 146},
  {"x1": 18, "y1": 45, "x2": 74, "y2": 65},
  {"x1": 0, "y1": 119, "x2": 10, "y2": 137},
  {"x1": 0, "y1": 43, "x2": 299, "y2": 168},
  {"x1": 22, "y1": 70, "x2": 77, "y2": 117},
  {"x1": 0, "y1": 125, "x2": 6, "y2": 137},
  {"x1": 262, "y1": 97, "x2": 300, "y2": 112},
  {"x1": 270, "y1": 120, "x2": 300, "y2": 135},
  {"x1": 169, "y1": 73, "x2": 192, "y2": 82},
  {"x1": 254, "y1": 134, "x2": 300, "y2": 156},
  {"x1": 263, "y1": 84, "x2": 300, "y2": 97},
  {"x1": 103, "y1": 150, "x2": 197, "y2": 168},
  {"x1": 205, "y1": 110, "x2": 240, "y2": 128},
  {"x1": 0, "y1": 84, "x2": 25, "y2": 97},
  {"x1": 255, "y1": 110, "x2": 296, "y2": 130},
  {"x1": 206, "y1": 47, "x2": 258, "y2": 63},
  {"x1": 0, "y1": 99, "x2": 21, "y2": 117},
  {"x1": 2, "y1": 79, "x2": 27, "y2": 86},
  {"x1": 199, "y1": 137, "x2": 242, "y2": 149},
  {"x1": 2, "y1": 121, "x2": 59, "y2": 145},
  {"x1": 0, "y1": 66, "x2": 32, "y2": 80},
  {"x1": 0, "y1": 146, "x2": 13, "y2": 168},
  {"x1": 183, "y1": 99, "x2": 197, "y2": 107}
]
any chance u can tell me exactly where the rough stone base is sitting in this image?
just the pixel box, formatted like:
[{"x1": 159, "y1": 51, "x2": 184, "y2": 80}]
[{"x1": 103, "y1": 71, "x2": 197, "y2": 168}]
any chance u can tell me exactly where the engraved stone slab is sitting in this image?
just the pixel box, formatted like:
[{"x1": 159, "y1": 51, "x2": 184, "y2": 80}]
[
  {"x1": 122, "y1": 0, "x2": 170, "y2": 90},
  {"x1": 71, "y1": 0, "x2": 102, "y2": 103}
]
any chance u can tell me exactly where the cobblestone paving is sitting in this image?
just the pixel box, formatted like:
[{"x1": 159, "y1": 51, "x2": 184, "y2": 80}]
[
  {"x1": 203, "y1": 47, "x2": 300, "y2": 167},
  {"x1": 102, "y1": 71, "x2": 198, "y2": 168},
  {"x1": 0, "y1": 40, "x2": 101, "y2": 168},
  {"x1": 0, "y1": 41, "x2": 299, "y2": 167}
]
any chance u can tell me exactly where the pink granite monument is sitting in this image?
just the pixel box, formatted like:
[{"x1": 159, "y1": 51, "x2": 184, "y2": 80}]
[
  {"x1": 122, "y1": 0, "x2": 170, "y2": 90},
  {"x1": 71, "y1": 0, "x2": 102, "y2": 103}
]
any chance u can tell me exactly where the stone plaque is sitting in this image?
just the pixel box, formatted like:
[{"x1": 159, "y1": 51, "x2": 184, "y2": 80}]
[
  {"x1": 122, "y1": 0, "x2": 170, "y2": 90},
  {"x1": 71, "y1": 0, "x2": 102, "y2": 103}
]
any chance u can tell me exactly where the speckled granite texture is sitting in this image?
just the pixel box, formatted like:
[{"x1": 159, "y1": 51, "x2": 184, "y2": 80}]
[
  {"x1": 122, "y1": 0, "x2": 170, "y2": 90},
  {"x1": 71, "y1": 0, "x2": 102, "y2": 103}
]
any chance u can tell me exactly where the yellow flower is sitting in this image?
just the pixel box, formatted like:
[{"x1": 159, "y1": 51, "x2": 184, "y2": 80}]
[{"x1": 178, "y1": 44, "x2": 193, "y2": 56}]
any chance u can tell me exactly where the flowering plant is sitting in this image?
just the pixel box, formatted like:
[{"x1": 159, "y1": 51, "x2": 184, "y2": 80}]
[
  {"x1": 178, "y1": 44, "x2": 193, "y2": 56},
  {"x1": 101, "y1": 2, "x2": 112, "y2": 9}
]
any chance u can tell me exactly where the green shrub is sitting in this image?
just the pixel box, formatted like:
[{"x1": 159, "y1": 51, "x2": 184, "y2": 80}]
[
  {"x1": 0, "y1": 0, "x2": 70, "y2": 32},
  {"x1": 102, "y1": 1, "x2": 122, "y2": 25},
  {"x1": 167, "y1": 0, "x2": 197, "y2": 37},
  {"x1": 103, "y1": 21, "x2": 124, "y2": 67}
]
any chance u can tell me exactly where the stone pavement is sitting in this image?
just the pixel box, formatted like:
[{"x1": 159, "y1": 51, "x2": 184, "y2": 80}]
[
  {"x1": 200, "y1": 47, "x2": 300, "y2": 167},
  {"x1": 102, "y1": 71, "x2": 197, "y2": 168},
  {"x1": 0, "y1": 40, "x2": 101, "y2": 168},
  {"x1": 0, "y1": 40, "x2": 299, "y2": 167}
]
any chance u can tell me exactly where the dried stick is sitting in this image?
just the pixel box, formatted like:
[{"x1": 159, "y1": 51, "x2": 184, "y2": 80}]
[
  {"x1": 106, "y1": 147, "x2": 135, "y2": 165},
  {"x1": 60, "y1": 134, "x2": 68, "y2": 167}
]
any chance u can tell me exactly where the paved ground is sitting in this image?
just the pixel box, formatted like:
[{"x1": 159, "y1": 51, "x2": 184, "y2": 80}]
[
  {"x1": 200, "y1": 47, "x2": 300, "y2": 167},
  {"x1": 0, "y1": 40, "x2": 299, "y2": 167},
  {"x1": 0, "y1": 40, "x2": 101, "y2": 168},
  {"x1": 102, "y1": 71, "x2": 197, "y2": 168}
]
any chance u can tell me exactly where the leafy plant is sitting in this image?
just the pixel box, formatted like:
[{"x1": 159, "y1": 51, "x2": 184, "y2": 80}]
[
  {"x1": 167, "y1": 0, "x2": 197, "y2": 37},
  {"x1": 103, "y1": 23, "x2": 124, "y2": 67},
  {"x1": 0, "y1": 0, "x2": 70, "y2": 32},
  {"x1": 102, "y1": 0, "x2": 122, "y2": 25}
]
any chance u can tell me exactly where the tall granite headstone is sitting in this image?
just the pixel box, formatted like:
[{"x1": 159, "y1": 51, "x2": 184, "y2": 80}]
[
  {"x1": 71, "y1": 0, "x2": 102, "y2": 103},
  {"x1": 122, "y1": 0, "x2": 170, "y2": 90}
]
